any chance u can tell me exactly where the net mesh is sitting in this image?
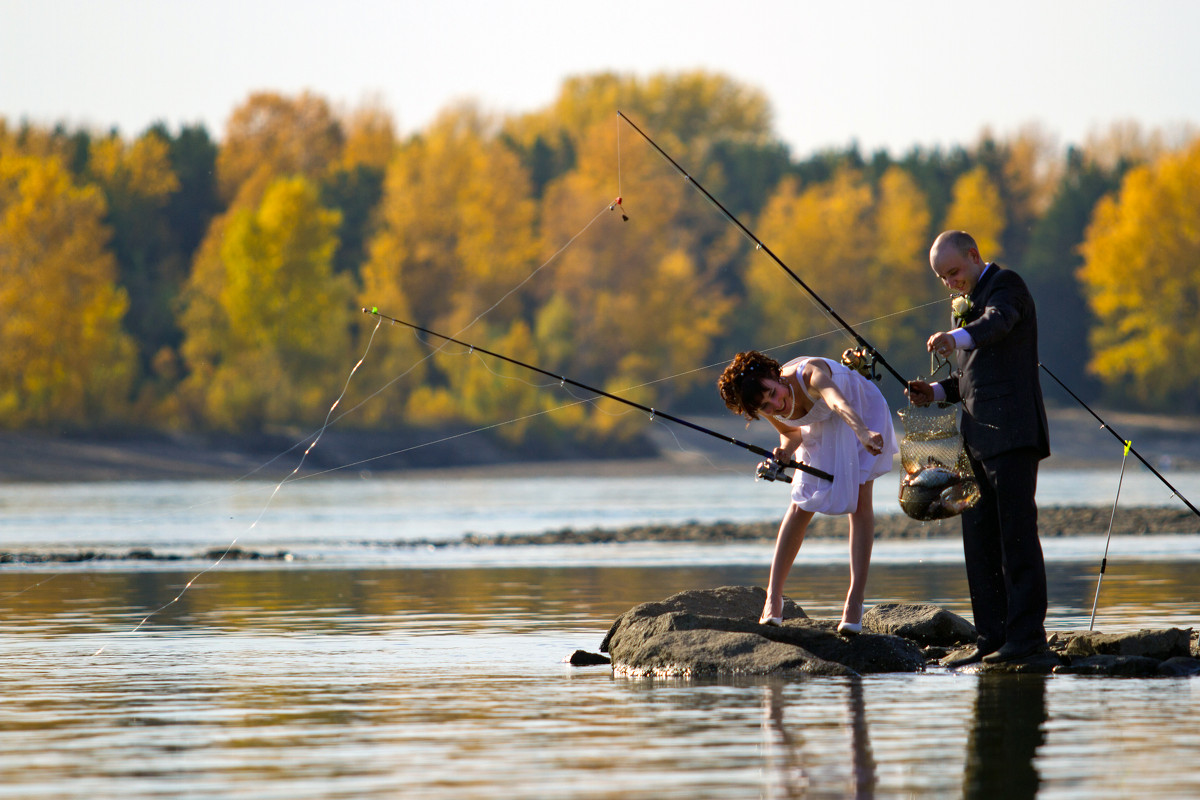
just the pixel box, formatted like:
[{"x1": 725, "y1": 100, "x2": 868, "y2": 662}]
[{"x1": 897, "y1": 402, "x2": 980, "y2": 520}]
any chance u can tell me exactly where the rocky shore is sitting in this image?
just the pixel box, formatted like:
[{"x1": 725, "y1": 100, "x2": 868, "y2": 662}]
[
  {"x1": 466, "y1": 504, "x2": 1199, "y2": 547},
  {"x1": 3, "y1": 504, "x2": 1195, "y2": 566}
]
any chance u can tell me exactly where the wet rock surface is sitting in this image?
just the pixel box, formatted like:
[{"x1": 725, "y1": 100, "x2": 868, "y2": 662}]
[{"x1": 592, "y1": 587, "x2": 1200, "y2": 679}]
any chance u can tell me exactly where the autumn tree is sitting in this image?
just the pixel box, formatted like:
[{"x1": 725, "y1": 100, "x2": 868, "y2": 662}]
[
  {"x1": 216, "y1": 91, "x2": 344, "y2": 205},
  {"x1": 941, "y1": 165, "x2": 1006, "y2": 260},
  {"x1": 320, "y1": 102, "x2": 395, "y2": 276},
  {"x1": 352, "y1": 105, "x2": 539, "y2": 426},
  {"x1": 1023, "y1": 147, "x2": 1124, "y2": 399},
  {"x1": 528, "y1": 72, "x2": 769, "y2": 389},
  {"x1": 0, "y1": 152, "x2": 137, "y2": 426},
  {"x1": 746, "y1": 170, "x2": 873, "y2": 352},
  {"x1": 1078, "y1": 136, "x2": 1200, "y2": 409},
  {"x1": 178, "y1": 176, "x2": 355, "y2": 430},
  {"x1": 340, "y1": 101, "x2": 397, "y2": 172},
  {"x1": 972, "y1": 125, "x2": 1062, "y2": 266},
  {"x1": 869, "y1": 166, "x2": 943, "y2": 380}
]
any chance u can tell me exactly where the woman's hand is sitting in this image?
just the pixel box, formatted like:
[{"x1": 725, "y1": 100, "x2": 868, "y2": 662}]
[
  {"x1": 858, "y1": 429, "x2": 884, "y2": 456},
  {"x1": 772, "y1": 438, "x2": 800, "y2": 464}
]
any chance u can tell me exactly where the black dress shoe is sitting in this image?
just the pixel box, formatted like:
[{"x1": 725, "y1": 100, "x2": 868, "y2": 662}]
[
  {"x1": 982, "y1": 641, "x2": 1048, "y2": 664},
  {"x1": 943, "y1": 647, "x2": 994, "y2": 669}
]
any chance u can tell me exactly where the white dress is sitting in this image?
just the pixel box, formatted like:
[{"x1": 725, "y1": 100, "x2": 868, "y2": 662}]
[{"x1": 775, "y1": 357, "x2": 899, "y2": 515}]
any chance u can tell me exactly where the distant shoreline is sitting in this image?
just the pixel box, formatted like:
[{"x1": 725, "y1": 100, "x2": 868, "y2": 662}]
[{"x1": 1, "y1": 406, "x2": 1198, "y2": 483}]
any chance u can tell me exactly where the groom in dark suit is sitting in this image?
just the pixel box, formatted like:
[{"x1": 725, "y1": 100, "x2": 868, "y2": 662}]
[{"x1": 908, "y1": 230, "x2": 1051, "y2": 666}]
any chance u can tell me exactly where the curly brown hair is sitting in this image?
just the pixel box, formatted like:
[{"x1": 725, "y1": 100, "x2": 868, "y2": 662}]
[{"x1": 717, "y1": 351, "x2": 782, "y2": 421}]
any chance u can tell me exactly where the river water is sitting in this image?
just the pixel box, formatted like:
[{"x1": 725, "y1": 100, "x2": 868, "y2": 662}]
[{"x1": 2, "y1": 468, "x2": 1199, "y2": 799}]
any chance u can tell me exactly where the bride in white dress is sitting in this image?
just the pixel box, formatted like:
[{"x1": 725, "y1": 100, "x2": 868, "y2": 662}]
[{"x1": 718, "y1": 350, "x2": 899, "y2": 632}]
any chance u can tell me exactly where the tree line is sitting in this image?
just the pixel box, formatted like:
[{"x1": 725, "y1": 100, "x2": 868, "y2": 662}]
[{"x1": 2, "y1": 71, "x2": 1197, "y2": 445}]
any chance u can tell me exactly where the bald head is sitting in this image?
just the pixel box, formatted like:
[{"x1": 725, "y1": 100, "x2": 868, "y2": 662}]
[{"x1": 930, "y1": 230, "x2": 985, "y2": 294}]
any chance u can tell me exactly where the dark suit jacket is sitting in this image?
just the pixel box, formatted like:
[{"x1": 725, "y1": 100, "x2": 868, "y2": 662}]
[{"x1": 936, "y1": 264, "x2": 1051, "y2": 462}]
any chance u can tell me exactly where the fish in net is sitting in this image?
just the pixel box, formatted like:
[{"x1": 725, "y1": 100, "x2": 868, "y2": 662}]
[{"x1": 897, "y1": 402, "x2": 980, "y2": 520}]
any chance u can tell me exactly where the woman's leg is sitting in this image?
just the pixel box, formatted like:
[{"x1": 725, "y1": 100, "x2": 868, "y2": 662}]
[
  {"x1": 842, "y1": 480, "x2": 876, "y2": 625},
  {"x1": 762, "y1": 502, "x2": 815, "y2": 622}
]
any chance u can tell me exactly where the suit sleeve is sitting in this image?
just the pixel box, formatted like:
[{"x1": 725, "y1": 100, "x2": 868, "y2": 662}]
[
  {"x1": 936, "y1": 377, "x2": 961, "y2": 404},
  {"x1": 960, "y1": 271, "x2": 1034, "y2": 349}
]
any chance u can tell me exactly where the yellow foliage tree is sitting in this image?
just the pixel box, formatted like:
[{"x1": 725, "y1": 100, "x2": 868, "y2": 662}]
[
  {"x1": 341, "y1": 101, "x2": 398, "y2": 171},
  {"x1": 743, "y1": 166, "x2": 939, "y2": 382},
  {"x1": 534, "y1": 112, "x2": 736, "y2": 399},
  {"x1": 355, "y1": 105, "x2": 539, "y2": 426},
  {"x1": 746, "y1": 169, "x2": 875, "y2": 352},
  {"x1": 216, "y1": 91, "x2": 344, "y2": 204},
  {"x1": 0, "y1": 153, "x2": 137, "y2": 426},
  {"x1": 428, "y1": 320, "x2": 553, "y2": 443},
  {"x1": 1078, "y1": 137, "x2": 1200, "y2": 408},
  {"x1": 942, "y1": 165, "x2": 1006, "y2": 260},
  {"x1": 87, "y1": 133, "x2": 179, "y2": 201},
  {"x1": 868, "y1": 166, "x2": 938, "y2": 353},
  {"x1": 361, "y1": 104, "x2": 537, "y2": 330},
  {"x1": 178, "y1": 175, "x2": 355, "y2": 430}
]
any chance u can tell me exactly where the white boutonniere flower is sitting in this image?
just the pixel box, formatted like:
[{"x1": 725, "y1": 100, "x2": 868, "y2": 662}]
[{"x1": 951, "y1": 294, "x2": 973, "y2": 327}]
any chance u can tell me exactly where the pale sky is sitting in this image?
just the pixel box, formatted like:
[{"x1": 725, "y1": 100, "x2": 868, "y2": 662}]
[{"x1": 3, "y1": 0, "x2": 1200, "y2": 158}]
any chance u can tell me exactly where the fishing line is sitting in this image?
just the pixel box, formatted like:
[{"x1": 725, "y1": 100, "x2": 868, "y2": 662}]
[
  {"x1": 220, "y1": 295, "x2": 950, "y2": 488},
  {"x1": 7, "y1": 197, "x2": 626, "y2": 618},
  {"x1": 338, "y1": 300, "x2": 948, "y2": 473},
  {"x1": 619, "y1": 113, "x2": 1200, "y2": 520},
  {"x1": 365, "y1": 308, "x2": 833, "y2": 481},
  {"x1": 90, "y1": 315, "x2": 385, "y2": 656},
  {"x1": 617, "y1": 110, "x2": 908, "y2": 388},
  {"x1": 4, "y1": 290, "x2": 946, "y2": 604},
  {"x1": 1039, "y1": 363, "x2": 1199, "y2": 518},
  {"x1": 80, "y1": 197, "x2": 630, "y2": 650}
]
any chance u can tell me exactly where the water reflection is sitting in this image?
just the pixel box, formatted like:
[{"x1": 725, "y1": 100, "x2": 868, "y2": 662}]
[
  {"x1": 963, "y1": 674, "x2": 1048, "y2": 800},
  {"x1": 762, "y1": 679, "x2": 877, "y2": 799}
]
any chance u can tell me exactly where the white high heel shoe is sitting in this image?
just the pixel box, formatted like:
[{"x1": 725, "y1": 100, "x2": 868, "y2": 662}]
[
  {"x1": 837, "y1": 605, "x2": 865, "y2": 636},
  {"x1": 759, "y1": 601, "x2": 784, "y2": 626}
]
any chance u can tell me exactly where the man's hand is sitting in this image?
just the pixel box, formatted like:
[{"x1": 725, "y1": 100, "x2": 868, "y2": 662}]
[
  {"x1": 906, "y1": 380, "x2": 935, "y2": 407},
  {"x1": 927, "y1": 331, "x2": 956, "y2": 359}
]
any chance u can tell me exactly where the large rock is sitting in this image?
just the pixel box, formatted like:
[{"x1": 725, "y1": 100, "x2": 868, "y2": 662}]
[
  {"x1": 1057, "y1": 628, "x2": 1193, "y2": 660},
  {"x1": 600, "y1": 586, "x2": 926, "y2": 677},
  {"x1": 864, "y1": 602, "x2": 977, "y2": 646},
  {"x1": 610, "y1": 629, "x2": 856, "y2": 678},
  {"x1": 589, "y1": 588, "x2": 1200, "y2": 679}
]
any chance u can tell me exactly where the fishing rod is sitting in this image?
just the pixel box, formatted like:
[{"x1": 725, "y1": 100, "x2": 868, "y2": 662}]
[
  {"x1": 617, "y1": 110, "x2": 909, "y2": 389},
  {"x1": 362, "y1": 307, "x2": 833, "y2": 482},
  {"x1": 620, "y1": 111, "x2": 1200, "y2": 519},
  {"x1": 1039, "y1": 362, "x2": 1199, "y2": 518}
]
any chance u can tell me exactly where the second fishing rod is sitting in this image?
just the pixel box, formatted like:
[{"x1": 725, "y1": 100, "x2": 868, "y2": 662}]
[
  {"x1": 362, "y1": 308, "x2": 833, "y2": 483},
  {"x1": 618, "y1": 110, "x2": 909, "y2": 390}
]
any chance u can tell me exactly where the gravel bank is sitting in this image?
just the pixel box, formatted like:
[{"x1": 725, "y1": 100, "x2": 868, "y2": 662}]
[{"x1": 462, "y1": 505, "x2": 1199, "y2": 546}]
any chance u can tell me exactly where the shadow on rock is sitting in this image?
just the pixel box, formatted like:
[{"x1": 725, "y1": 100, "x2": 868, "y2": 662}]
[{"x1": 600, "y1": 586, "x2": 948, "y2": 677}]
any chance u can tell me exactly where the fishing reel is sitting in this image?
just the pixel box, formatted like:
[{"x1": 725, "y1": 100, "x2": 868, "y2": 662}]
[
  {"x1": 755, "y1": 459, "x2": 790, "y2": 483},
  {"x1": 841, "y1": 347, "x2": 880, "y2": 381}
]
